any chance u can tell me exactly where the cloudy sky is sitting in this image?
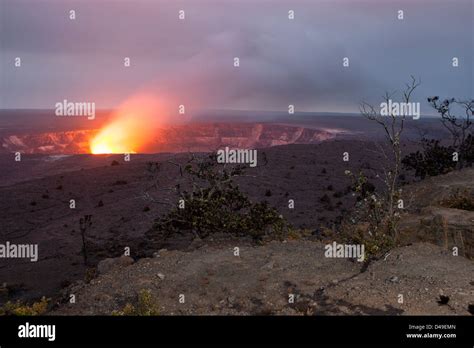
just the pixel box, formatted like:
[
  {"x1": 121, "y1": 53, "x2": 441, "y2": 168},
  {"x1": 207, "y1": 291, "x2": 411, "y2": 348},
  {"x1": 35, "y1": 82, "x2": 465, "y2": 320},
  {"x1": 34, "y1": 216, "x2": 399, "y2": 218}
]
[{"x1": 0, "y1": 0, "x2": 472, "y2": 113}]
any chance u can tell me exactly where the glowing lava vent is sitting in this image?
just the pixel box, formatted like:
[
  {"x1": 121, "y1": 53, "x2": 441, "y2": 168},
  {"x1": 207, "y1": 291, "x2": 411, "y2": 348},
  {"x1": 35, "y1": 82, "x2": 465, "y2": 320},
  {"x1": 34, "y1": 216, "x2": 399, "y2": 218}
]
[{"x1": 90, "y1": 94, "x2": 162, "y2": 154}]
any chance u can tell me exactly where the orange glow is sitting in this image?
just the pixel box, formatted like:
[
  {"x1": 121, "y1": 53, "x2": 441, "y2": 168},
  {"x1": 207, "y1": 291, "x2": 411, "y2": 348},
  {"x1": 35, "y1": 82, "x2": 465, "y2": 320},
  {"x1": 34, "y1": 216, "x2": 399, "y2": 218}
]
[
  {"x1": 90, "y1": 120, "x2": 138, "y2": 154},
  {"x1": 90, "y1": 94, "x2": 163, "y2": 154}
]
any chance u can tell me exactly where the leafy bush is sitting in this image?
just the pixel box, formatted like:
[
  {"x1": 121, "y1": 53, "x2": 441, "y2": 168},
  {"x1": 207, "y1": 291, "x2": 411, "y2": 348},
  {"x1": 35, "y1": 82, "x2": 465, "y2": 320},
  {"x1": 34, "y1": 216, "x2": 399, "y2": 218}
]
[
  {"x1": 346, "y1": 170, "x2": 376, "y2": 200},
  {"x1": 0, "y1": 297, "x2": 49, "y2": 316},
  {"x1": 343, "y1": 223, "x2": 395, "y2": 261},
  {"x1": 403, "y1": 96, "x2": 474, "y2": 179},
  {"x1": 403, "y1": 135, "x2": 474, "y2": 179},
  {"x1": 402, "y1": 139, "x2": 456, "y2": 179},
  {"x1": 440, "y1": 189, "x2": 474, "y2": 211},
  {"x1": 340, "y1": 171, "x2": 398, "y2": 260},
  {"x1": 112, "y1": 289, "x2": 159, "y2": 316},
  {"x1": 151, "y1": 155, "x2": 289, "y2": 241}
]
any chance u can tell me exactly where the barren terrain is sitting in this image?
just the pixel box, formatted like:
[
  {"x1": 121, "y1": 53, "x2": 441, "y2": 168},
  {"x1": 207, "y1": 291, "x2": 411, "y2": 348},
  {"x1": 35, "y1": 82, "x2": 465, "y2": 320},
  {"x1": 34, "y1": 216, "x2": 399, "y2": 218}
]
[
  {"x1": 52, "y1": 241, "x2": 474, "y2": 315},
  {"x1": 0, "y1": 114, "x2": 471, "y2": 315}
]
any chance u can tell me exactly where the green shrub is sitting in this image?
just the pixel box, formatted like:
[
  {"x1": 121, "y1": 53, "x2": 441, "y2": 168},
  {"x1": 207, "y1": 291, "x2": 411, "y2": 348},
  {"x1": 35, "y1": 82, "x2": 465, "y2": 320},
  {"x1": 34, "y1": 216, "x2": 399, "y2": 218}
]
[
  {"x1": 402, "y1": 94, "x2": 474, "y2": 179},
  {"x1": 340, "y1": 171, "x2": 398, "y2": 260},
  {"x1": 151, "y1": 155, "x2": 289, "y2": 241},
  {"x1": 112, "y1": 289, "x2": 159, "y2": 316},
  {"x1": 440, "y1": 190, "x2": 474, "y2": 211},
  {"x1": 0, "y1": 297, "x2": 49, "y2": 316},
  {"x1": 402, "y1": 139, "x2": 457, "y2": 179}
]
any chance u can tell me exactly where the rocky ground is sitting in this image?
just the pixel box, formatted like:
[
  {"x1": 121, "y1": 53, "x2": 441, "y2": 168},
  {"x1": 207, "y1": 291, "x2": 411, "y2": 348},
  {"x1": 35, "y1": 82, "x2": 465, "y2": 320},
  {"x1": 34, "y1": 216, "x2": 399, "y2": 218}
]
[
  {"x1": 52, "y1": 241, "x2": 474, "y2": 315},
  {"x1": 1, "y1": 139, "x2": 473, "y2": 315},
  {"x1": 400, "y1": 168, "x2": 474, "y2": 258},
  {"x1": 0, "y1": 140, "x2": 386, "y2": 302},
  {"x1": 49, "y1": 163, "x2": 474, "y2": 316}
]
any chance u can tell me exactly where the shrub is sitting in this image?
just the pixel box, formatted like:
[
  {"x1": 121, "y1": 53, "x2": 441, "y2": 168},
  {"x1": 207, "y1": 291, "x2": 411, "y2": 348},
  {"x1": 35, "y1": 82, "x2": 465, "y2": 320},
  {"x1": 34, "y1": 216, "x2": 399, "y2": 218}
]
[
  {"x1": 340, "y1": 171, "x2": 399, "y2": 260},
  {"x1": 112, "y1": 289, "x2": 159, "y2": 316},
  {"x1": 348, "y1": 223, "x2": 395, "y2": 261},
  {"x1": 0, "y1": 297, "x2": 49, "y2": 316},
  {"x1": 403, "y1": 95, "x2": 474, "y2": 179},
  {"x1": 402, "y1": 139, "x2": 456, "y2": 179},
  {"x1": 347, "y1": 170, "x2": 375, "y2": 199},
  {"x1": 286, "y1": 228, "x2": 313, "y2": 240},
  {"x1": 151, "y1": 155, "x2": 289, "y2": 241},
  {"x1": 440, "y1": 190, "x2": 474, "y2": 211}
]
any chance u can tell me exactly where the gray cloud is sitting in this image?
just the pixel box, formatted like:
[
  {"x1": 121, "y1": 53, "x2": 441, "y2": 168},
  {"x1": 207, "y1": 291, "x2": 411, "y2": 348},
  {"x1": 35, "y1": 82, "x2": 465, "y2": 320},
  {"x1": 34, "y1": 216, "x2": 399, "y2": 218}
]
[{"x1": 0, "y1": 0, "x2": 472, "y2": 111}]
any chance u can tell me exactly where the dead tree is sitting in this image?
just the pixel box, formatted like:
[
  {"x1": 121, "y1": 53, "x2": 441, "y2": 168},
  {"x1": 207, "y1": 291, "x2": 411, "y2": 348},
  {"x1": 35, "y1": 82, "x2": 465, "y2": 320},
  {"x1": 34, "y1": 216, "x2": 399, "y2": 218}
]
[
  {"x1": 359, "y1": 76, "x2": 421, "y2": 239},
  {"x1": 428, "y1": 97, "x2": 473, "y2": 147},
  {"x1": 427, "y1": 97, "x2": 474, "y2": 168},
  {"x1": 79, "y1": 215, "x2": 92, "y2": 266}
]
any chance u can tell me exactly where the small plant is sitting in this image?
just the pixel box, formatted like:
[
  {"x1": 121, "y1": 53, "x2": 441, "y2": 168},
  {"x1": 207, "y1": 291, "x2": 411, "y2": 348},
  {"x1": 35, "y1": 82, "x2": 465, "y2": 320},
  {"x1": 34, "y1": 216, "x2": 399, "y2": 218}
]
[
  {"x1": 0, "y1": 297, "x2": 49, "y2": 316},
  {"x1": 349, "y1": 223, "x2": 395, "y2": 261},
  {"x1": 286, "y1": 228, "x2": 313, "y2": 241},
  {"x1": 151, "y1": 155, "x2": 289, "y2": 241},
  {"x1": 440, "y1": 190, "x2": 474, "y2": 211},
  {"x1": 112, "y1": 289, "x2": 159, "y2": 316},
  {"x1": 341, "y1": 171, "x2": 398, "y2": 260},
  {"x1": 360, "y1": 77, "x2": 420, "y2": 242}
]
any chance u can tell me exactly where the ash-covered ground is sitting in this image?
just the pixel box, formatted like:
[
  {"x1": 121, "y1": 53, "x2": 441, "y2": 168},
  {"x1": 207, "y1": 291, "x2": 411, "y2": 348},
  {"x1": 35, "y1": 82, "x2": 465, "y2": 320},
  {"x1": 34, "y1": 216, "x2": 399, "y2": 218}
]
[{"x1": 0, "y1": 116, "x2": 471, "y2": 315}]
